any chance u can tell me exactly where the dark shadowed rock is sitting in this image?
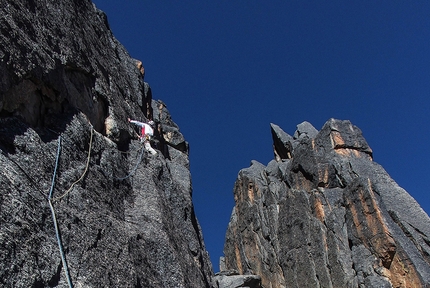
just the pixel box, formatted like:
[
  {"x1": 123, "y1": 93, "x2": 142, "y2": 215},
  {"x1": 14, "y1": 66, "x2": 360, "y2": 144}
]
[
  {"x1": 223, "y1": 119, "x2": 430, "y2": 288},
  {"x1": 0, "y1": 0, "x2": 212, "y2": 287},
  {"x1": 271, "y1": 123, "x2": 294, "y2": 161}
]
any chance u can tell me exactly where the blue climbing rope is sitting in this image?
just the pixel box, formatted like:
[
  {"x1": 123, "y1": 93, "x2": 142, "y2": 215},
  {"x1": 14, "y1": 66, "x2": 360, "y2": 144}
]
[
  {"x1": 47, "y1": 136, "x2": 74, "y2": 288},
  {"x1": 115, "y1": 146, "x2": 145, "y2": 180},
  {"x1": 48, "y1": 136, "x2": 61, "y2": 200}
]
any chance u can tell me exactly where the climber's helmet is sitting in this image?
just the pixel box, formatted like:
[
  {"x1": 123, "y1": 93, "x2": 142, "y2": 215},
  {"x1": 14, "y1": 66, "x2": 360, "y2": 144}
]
[{"x1": 148, "y1": 120, "x2": 155, "y2": 127}]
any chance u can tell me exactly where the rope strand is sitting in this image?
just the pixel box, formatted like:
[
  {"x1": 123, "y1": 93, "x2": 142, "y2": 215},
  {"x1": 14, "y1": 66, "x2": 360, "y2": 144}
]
[
  {"x1": 9, "y1": 123, "x2": 145, "y2": 288},
  {"x1": 53, "y1": 127, "x2": 93, "y2": 201},
  {"x1": 115, "y1": 145, "x2": 145, "y2": 180},
  {"x1": 47, "y1": 136, "x2": 73, "y2": 288}
]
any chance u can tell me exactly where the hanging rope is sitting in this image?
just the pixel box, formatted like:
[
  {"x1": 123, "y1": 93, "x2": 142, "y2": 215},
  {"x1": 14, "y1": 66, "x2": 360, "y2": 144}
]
[
  {"x1": 48, "y1": 137, "x2": 61, "y2": 199},
  {"x1": 53, "y1": 127, "x2": 93, "y2": 202},
  {"x1": 9, "y1": 122, "x2": 145, "y2": 287},
  {"x1": 6, "y1": 121, "x2": 146, "y2": 287},
  {"x1": 115, "y1": 145, "x2": 145, "y2": 180},
  {"x1": 47, "y1": 136, "x2": 74, "y2": 288}
]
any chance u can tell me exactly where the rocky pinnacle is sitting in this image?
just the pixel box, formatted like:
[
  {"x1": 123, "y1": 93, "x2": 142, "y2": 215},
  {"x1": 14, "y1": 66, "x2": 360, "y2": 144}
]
[{"x1": 222, "y1": 120, "x2": 430, "y2": 288}]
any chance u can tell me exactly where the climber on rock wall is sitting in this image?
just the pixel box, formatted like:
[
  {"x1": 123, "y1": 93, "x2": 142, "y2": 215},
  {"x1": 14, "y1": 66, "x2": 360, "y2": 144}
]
[{"x1": 128, "y1": 118, "x2": 157, "y2": 155}]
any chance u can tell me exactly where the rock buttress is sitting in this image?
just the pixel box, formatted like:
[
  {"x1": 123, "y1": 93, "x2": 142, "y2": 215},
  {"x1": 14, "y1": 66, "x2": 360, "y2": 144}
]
[
  {"x1": 0, "y1": 0, "x2": 213, "y2": 287},
  {"x1": 223, "y1": 119, "x2": 430, "y2": 288}
]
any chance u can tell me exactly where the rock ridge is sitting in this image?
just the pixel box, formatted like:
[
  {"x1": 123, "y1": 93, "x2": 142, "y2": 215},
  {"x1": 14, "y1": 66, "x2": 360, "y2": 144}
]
[{"x1": 222, "y1": 119, "x2": 430, "y2": 288}]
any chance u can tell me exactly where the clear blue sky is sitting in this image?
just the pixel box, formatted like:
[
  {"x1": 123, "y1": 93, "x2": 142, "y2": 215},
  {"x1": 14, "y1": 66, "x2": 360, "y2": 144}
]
[{"x1": 92, "y1": 1, "x2": 430, "y2": 271}]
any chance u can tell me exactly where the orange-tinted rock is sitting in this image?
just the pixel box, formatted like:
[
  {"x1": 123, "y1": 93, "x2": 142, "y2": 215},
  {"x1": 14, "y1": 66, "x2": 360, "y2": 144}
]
[
  {"x1": 222, "y1": 119, "x2": 430, "y2": 287},
  {"x1": 135, "y1": 59, "x2": 145, "y2": 77}
]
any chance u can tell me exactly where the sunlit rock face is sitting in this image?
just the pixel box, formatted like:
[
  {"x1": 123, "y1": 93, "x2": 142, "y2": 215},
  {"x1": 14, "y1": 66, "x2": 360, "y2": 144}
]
[
  {"x1": 223, "y1": 119, "x2": 430, "y2": 288},
  {"x1": 0, "y1": 0, "x2": 212, "y2": 287}
]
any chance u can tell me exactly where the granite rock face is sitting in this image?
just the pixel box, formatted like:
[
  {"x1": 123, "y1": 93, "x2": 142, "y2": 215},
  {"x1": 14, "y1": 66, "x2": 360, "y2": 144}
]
[
  {"x1": 0, "y1": 0, "x2": 212, "y2": 287},
  {"x1": 223, "y1": 119, "x2": 430, "y2": 288}
]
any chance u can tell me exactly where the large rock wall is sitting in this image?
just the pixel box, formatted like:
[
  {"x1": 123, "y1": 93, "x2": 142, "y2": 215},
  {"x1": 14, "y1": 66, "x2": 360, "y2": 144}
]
[
  {"x1": 222, "y1": 119, "x2": 430, "y2": 288},
  {"x1": 0, "y1": 0, "x2": 212, "y2": 287}
]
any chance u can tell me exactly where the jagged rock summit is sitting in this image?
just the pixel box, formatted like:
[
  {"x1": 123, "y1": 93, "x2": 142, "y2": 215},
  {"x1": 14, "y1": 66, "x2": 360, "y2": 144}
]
[
  {"x1": 0, "y1": 0, "x2": 212, "y2": 287},
  {"x1": 222, "y1": 119, "x2": 430, "y2": 288}
]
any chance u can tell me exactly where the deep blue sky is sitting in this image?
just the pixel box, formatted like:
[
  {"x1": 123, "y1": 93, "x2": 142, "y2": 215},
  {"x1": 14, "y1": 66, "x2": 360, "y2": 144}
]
[{"x1": 92, "y1": 1, "x2": 430, "y2": 271}]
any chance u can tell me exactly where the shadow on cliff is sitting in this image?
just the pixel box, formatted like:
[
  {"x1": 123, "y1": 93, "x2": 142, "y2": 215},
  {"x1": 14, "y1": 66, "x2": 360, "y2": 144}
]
[
  {"x1": 0, "y1": 112, "x2": 74, "y2": 155},
  {"x1": 0, "y1": 104, "x2": 132, "y2": 155}
]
